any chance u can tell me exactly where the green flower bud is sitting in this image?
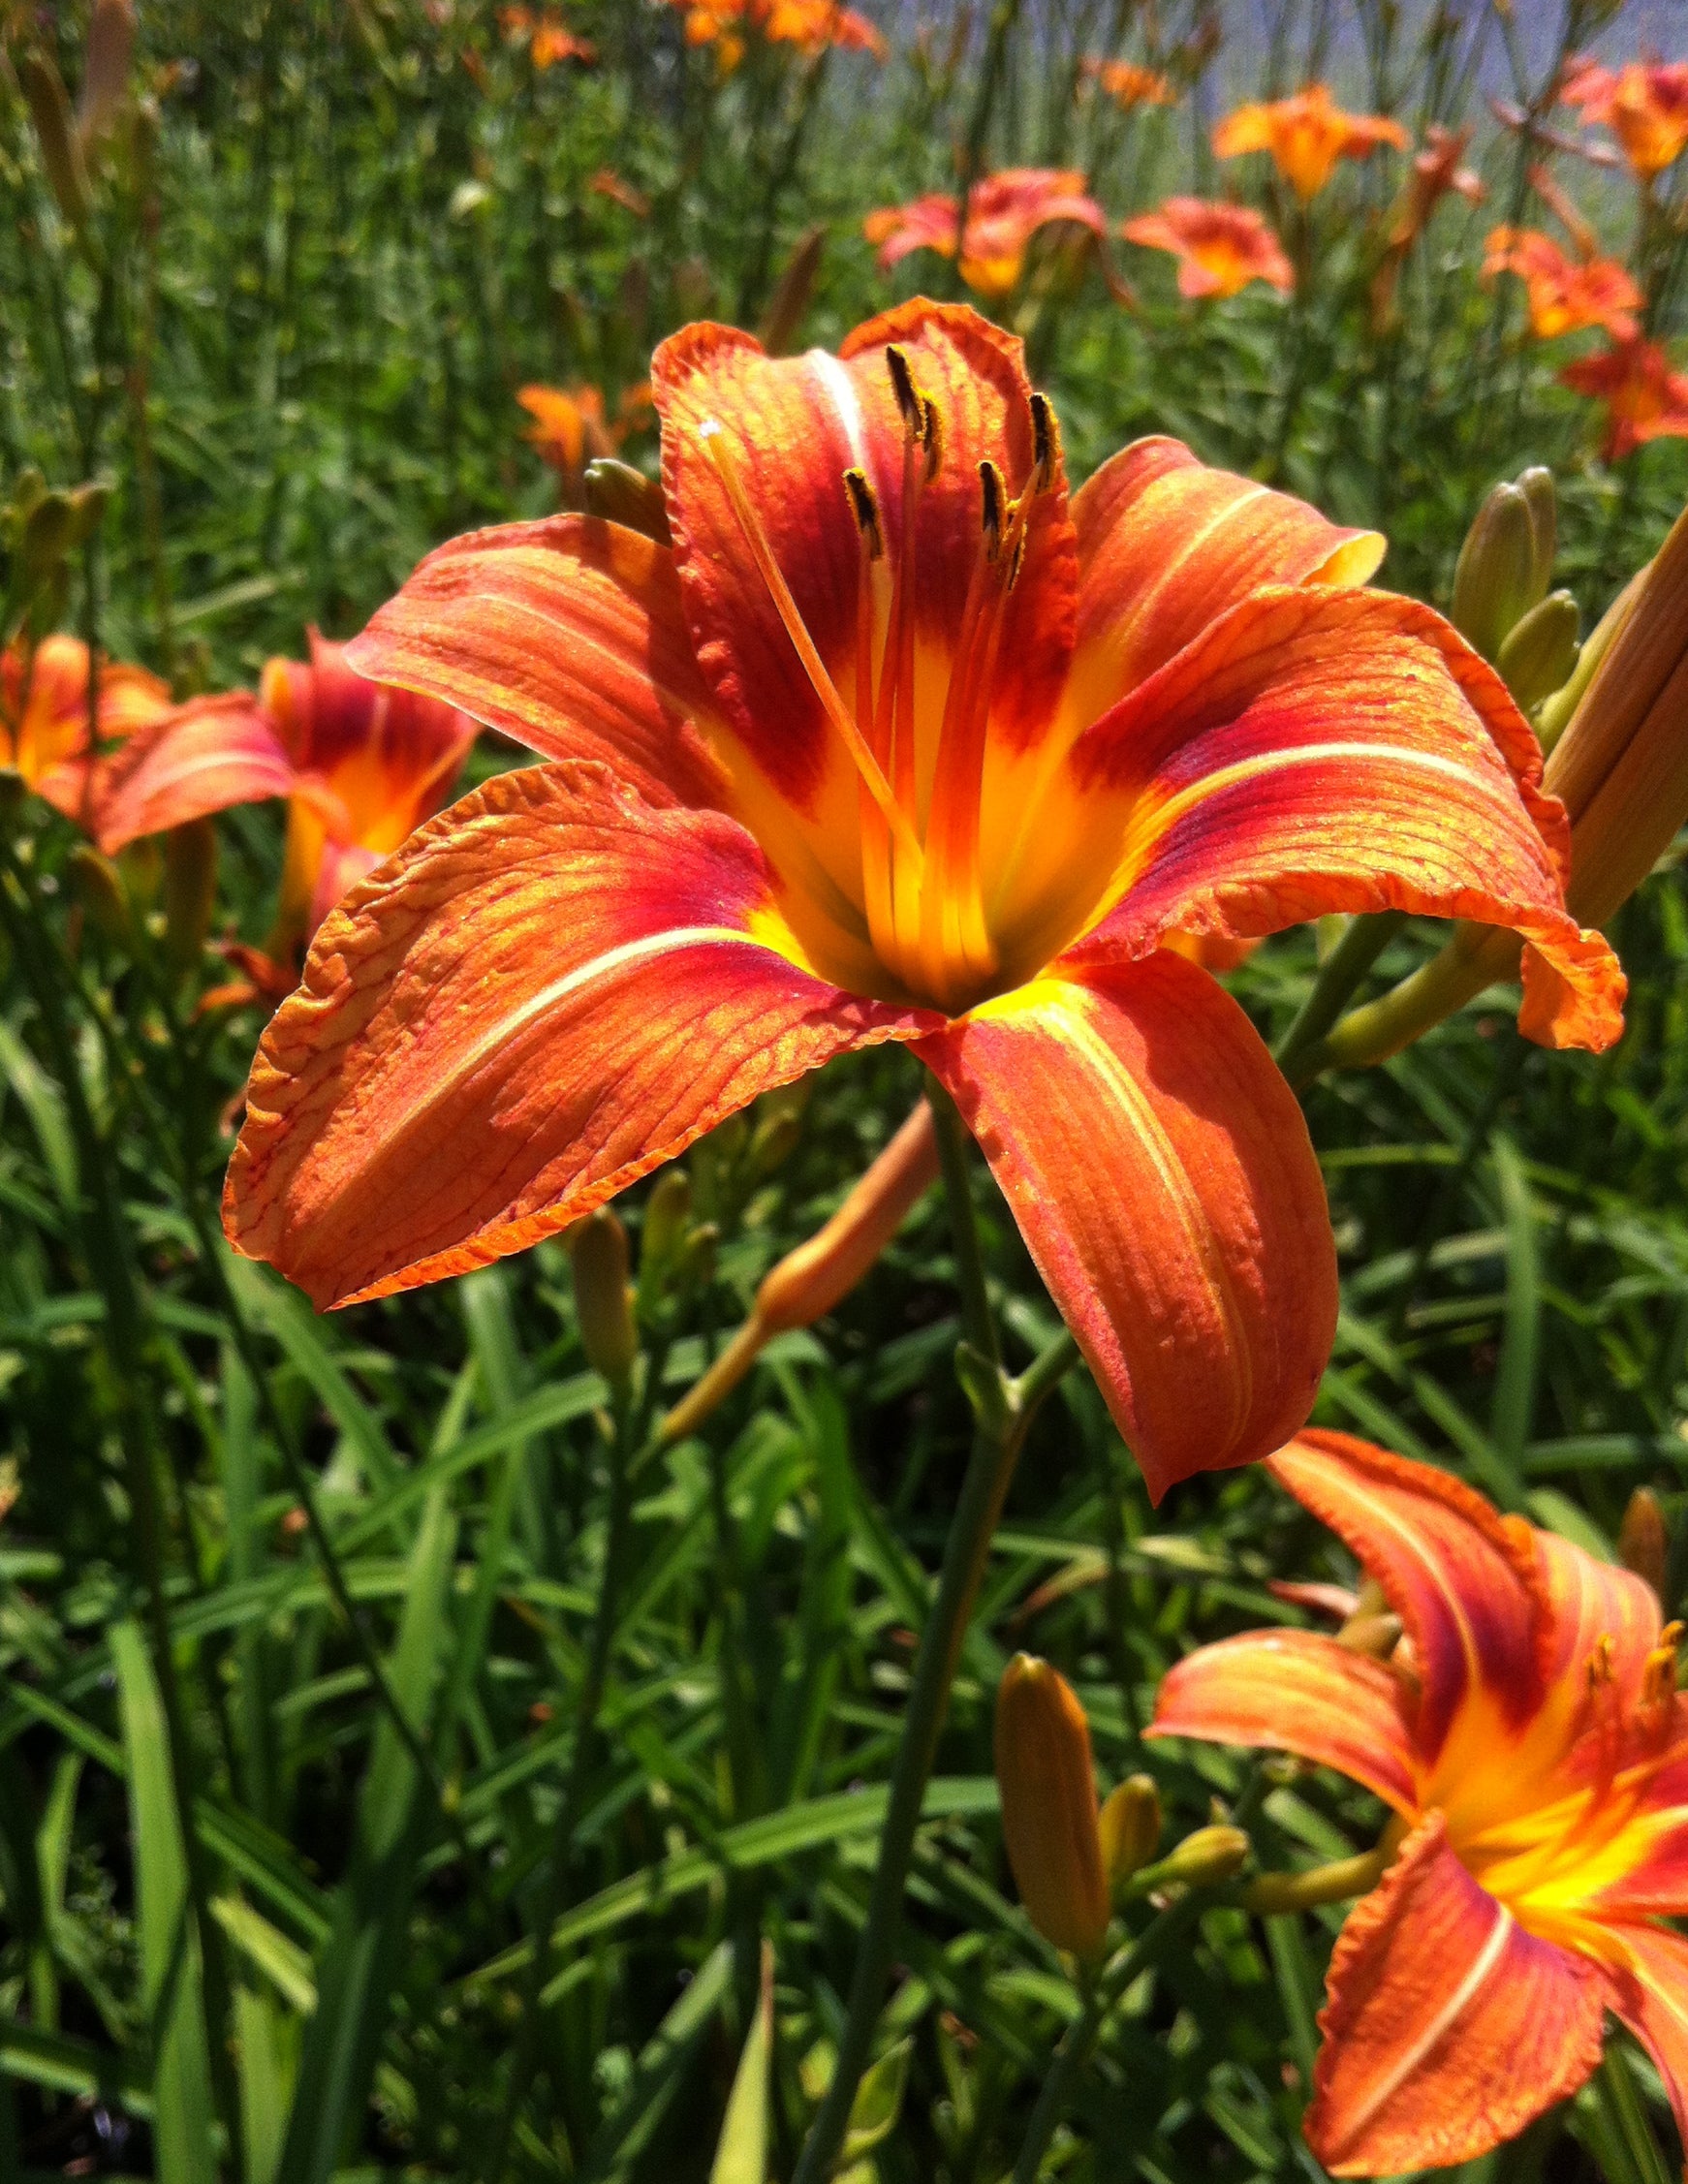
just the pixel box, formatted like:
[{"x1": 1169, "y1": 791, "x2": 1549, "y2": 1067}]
[
  {"x1": 1451, "y1": 480, "x2": 1544, "y2": 662},
  {"x1": 1496, "y1": 590, "x2": 1580, "y2": 715},
  {"x1": 1516, "y1": 465, "x2": 1557, "y2": 603},
  {"x1": 163, "y1": 817, "x2": 218, "y2": 975},
  {"x1": 583, "y1": 459, "x2": 671, "y2": 546},
  {"x1": 1097, "y1": 1773, "x2": 1161, "y2": 1889},
  {"x1": 569, "y1": 1208, "x2": 638, "y2": 1383},
  {"x1": 1137, "y1": 1824, "x2": 1250, "y2": 1892}
]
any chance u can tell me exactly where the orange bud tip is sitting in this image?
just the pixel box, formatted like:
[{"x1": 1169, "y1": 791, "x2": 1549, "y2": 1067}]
[
  {"x1": 1618, "y1": 1486, "x2": 1670, "y2": 1601},
  {"x1": 994, "y1": 1655, "x2": 1110, "y2": 1959}
]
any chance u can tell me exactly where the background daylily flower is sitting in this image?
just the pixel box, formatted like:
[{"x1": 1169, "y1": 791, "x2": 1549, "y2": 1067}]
[
  {"x1": 221, "y1": 303, "x2": 1620, "y2": 1501},
  {"x1": 1560, "y1": 335, "x2": 1688, "y2": 463},
  {"x1": 672, "y1": 0, "x2": 885, "y2": 67},
  {"x1": 1483, "y1": 227, "x2": 1642, "y2": 341},
  {"x1": 1, "y1": 631, "x2": 172, "y2": 828},
  {"x1": 100, "y1": 630, "x2": 478, "y2": 949},
  {"x1": 1151, "y1": 1429, "x2": 1688, "y2": 2175},
  {"x1": 1213, "y1": 83, "x2": 1409, "y2": 203},
  {"x1": 1560, "y1": 53, "x2": 1688, "y2": 181},
  {"x1": 1120, "y1": 197, "x2": 1294, "y2": 298},
  {"x1": 864, "y1": 172, "x2": 1108, "y2": 298},
  {"x1": 1080, "y1": 56, "x2": 1175, "y2": 109},
  {"x1": 497, "y1": 7, "x2": 595, "y2": 67},
  {"x1": 517, "y1": 383, "x2": 653, "y2": 502},
  {"x1": 1370, "y1": 126, "x2": 1486, "y2": 325}
]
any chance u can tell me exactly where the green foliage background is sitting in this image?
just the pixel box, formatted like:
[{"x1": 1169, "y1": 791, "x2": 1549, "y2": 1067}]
[{"x1": 4, "y1": 1, "x2": 1688, "y2": 2178}]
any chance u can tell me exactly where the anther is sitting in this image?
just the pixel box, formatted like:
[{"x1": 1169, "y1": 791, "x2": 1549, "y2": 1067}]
[
  {"x1": 886, "y1": 345, "x2": 943, "y2": 480},
  {"x1": 1588, "y1": 1633, "x2": 1616, "y2": 1689},
  {"x1": 843, "y1": 468, "x2": 884, "y2": 560},
  {"x1": 979, "y1": 461, "x2": 1005, "y2": 559},
  {"x1": 1029, "y1": 391, "x2": 1060, "y2": 493}
]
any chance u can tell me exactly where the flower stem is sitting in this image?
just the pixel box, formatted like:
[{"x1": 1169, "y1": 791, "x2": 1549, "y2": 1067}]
[
  {"x1": 791, "y1": 1078, "x2": 1070, "y2": 2184},
  {"x1": 1273, "y1": 910, "x2": 1408, "y2": 1085}
]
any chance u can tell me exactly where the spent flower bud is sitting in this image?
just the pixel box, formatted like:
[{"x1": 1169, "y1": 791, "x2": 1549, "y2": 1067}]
[
  {"x1": 994, "y1": 1655, "x2": 1110, "y2": 1959},
  {"x1": 1097, "y1": 1773, "x2": 1161, "y2": 1888},
  {"x1": 569, "y1": 1209, "x2": 638, "y2": 1383},
  {"x1": 1619, "y1": 1487, "x2": 1669, "y2": 1602}
]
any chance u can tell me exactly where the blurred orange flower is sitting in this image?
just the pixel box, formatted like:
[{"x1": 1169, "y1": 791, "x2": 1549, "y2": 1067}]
[
  {"x1": 1483, "y1": 228, "x2": 1641, "y2": 341},
  {"x1": 1121, "y1": 197, "x2": 1294, "y2": 297},
  {"x1": 1560, "y1": 53, "x2": 1688, "y2": 180},
  {"x1": 517, "y1": 383, "x2": 654, "y2": 501},
  {"x1": 1081, "y1": 56, "x2": 1175, "y2": 109},
  {"x1": 220, "y1": 305, "x2": 1619, "y2": 1506},
  {"x1": 100, "y1": 632, "x2": 479, "y2": 954},
  {"x1": 1370, "y1": 126, "x2": 1485, "y2": 324},
  {"x1": 1, "y1": 632, "x2": 172, "y2": 828},
  {"x1": 672, "y1": 0, "x2": 884, "y2": 66},
  {"x1": 589, "y1": 168, "x2": 651, "y2": 217},
  {"x1": 1152, "y1": 1430, "x2": 1688, "y2": 2175},
  {"x1": 1214, "y1": 82, "x2": 1409, "y2": 203},
  {"x1": 864, "y1": 170, "x2": 1108, "y2": 297},
  {"x1": 498, "y1": 5, "x2": 595, "y2": 66},
  {"x1": 1560, "y1": 336, "x2": 1688, "y2": 463}
]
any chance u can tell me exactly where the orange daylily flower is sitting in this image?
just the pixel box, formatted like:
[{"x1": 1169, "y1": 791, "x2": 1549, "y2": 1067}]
[
  {"x1": 516, "y1": 383, "x2": 654, "y2": 502},
  {"x1": 1483, "y1": 227, "x2": 1641, "y2": 342},
  {"x1": 864, "y1": 172, "x2": 1109, "y2": 298},
  {"x1": 498, "y1": 6, "x2": 595, "y2": 66},
  {"x1": 672, "y1": 0, "x2": 884, "y2": 65},
  {"x1": 1214, "y1": 83, "x2": 1410, "y2": 203},
  {"x1": 220, "y1": 304, "x2": 1621, "y2": 1500},
  {"x1": 588, "y1": 168, "x2": 651, "y2": 218},
  {"x1": 1151, "y1": 1430, "x2": 1688, "y2": 2174},
  {"x1": 1081, "y1": 56, "x2": 1175, "y2": 109},
  {"x1": 100, "y1": 631, "x2": 478, "y2": 947},
  {"x1": 1, "y1": 631, "x2": 173, "y2": 827},
  {"x1": 1561, "y1": 53, "x2": 1688, "y2": 181},
  {"x1": 1120, "y1": 198, "x2": 1294, "y2": 298},
  {"x1": 1370, "y1": 126, "x2": 1486, "y2": 325},
  {"x1": 1560, "y1": 336, "x2": 1688, "y2": 464}
]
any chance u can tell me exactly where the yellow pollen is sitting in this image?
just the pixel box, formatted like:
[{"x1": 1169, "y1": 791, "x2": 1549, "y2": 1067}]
[
  {"x1": 1587, "y1": 1633, "x2": 1616, "y2": 1689},
  {"x1": 699, "y1": 420, "x2": 922, "y2": 872}
]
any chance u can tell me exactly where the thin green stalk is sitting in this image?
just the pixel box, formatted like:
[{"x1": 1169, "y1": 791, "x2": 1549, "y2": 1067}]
[
  {"x1": 950, "y1": 0, "x2": 1023, "y2": 299},
  {"x1": 1274, "y1": 911, "x2": 1408, "y2": 1085},
  {"x1": 791, "y1": 1080, "x2": 1071, "y2": 2184}
]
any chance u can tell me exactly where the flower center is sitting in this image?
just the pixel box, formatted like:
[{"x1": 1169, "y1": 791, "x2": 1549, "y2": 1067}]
[{"x1": 699, "y1": 347, "x2": 1059, "y2": 1015}]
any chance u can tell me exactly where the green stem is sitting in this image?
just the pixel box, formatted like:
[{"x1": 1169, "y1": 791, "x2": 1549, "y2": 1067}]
[
  {"x1": 1273, "y1": 910, "x2": 1408, "y2": 1084},
  {"x1": 791, "y1": 1086, "x2": 1069, "y2": 2184}
]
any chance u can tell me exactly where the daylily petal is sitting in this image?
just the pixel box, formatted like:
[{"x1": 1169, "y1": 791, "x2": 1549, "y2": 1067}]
[
  {"x1": 1607, "y1": 1920, "x2": 1688, "y2": 2155},
  {"x1": 94, "y1": 695, "x2": 296, "y2": 854},
  {"x1": 1266, "y1": 1432, "x2": 1545, "y2": 1763},
  {"x1": 1559, "y1": 1700, "x2": 1688, "y2": 1918},
  {"x1": 342, "y1": 515, "x2": 728, "y2": 809},
  {"x1": 224, "y1": 761, "x2": 937, "y2": 1309},
  {"x1": 1538, "y1": 1529, "x2": 1663, "y2": 1712},
  {"x1": 918, "y1": 952, "x2": 1335, "y2": 1501},
  {"x1": 1019, "y1": 587, "x2": 1623, "y2": 1053},
  {"x1": 1307, "y1": 1813, "x2": 1607, "y2": 2175},
  {"x1": 1147, "y1": 1627, "x2": 1418, "y2": 1813},
  {"x1": 1063, "y1": 437, "x2": 1384, "y2": 726}
]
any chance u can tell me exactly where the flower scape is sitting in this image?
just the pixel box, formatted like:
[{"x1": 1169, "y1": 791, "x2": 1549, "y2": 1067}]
[{"x1": 6, "y1": 5, "x2": 1688, "y2": 2181}]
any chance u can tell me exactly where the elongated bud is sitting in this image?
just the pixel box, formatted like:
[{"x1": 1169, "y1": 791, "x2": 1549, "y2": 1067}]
[
  {"x1": 163, "y1": 817, "x2": 218, "y2": 974},
  {"x1": 1496, "y1": 590, "x2": 1579, "y2": 715},
  {"x1": 758, "y1": 1104, "x2": 938, "y2": 1334},
  {"x1": 1517, "y1": 465, "x2": 1557, "y2": 602},
  {"x1": 1450, "y1": 480, "x2": 1545, "y2": 662},
  {"x1": 641, "y1": 1168, "x2": 693, "y2": 1276},
  {"x1": 1140, "y1": 1824, "x2": 1250, "y2": 1891},
  {"x1": 569, "y1": 1209, "x2": 638, "y2": 1382},
  {"x1": 583, "y1": 459, "x2": 672, "y2": 546},
  {"x1": 1097, "y1": 1773, "x2": 1160, "y2": 1888},
  {"x1": 1619, "y1": 1487, "x2": 1669, "y2": 1603},
  {"x1": 994, "y1": 1656, "x2": 1110, "y2": 1959},
  {"x1": 67, "y1": 844, "x2": 133, "y2": 948},
  {"x1": 19, "y1": 51, "x2": 94, "y2": 234},
  {"x1": 78, "y1": 0, "x2": 138, "y2": 148}
]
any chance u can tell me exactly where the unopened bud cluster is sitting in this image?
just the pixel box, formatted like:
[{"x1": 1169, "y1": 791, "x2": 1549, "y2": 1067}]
[{"x1": 1450, "y1": 467, "x2": 1580, "y2": 714}]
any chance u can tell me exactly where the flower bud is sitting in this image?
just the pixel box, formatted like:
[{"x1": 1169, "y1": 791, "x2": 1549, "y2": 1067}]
[
  {"x1": 18, "y1": 50, "x2": 94, "y2": 234},
  {"x1": 1146, "y1": 1824, "x2": 1250, "y2": 1890},
  {"x1": 66, "y1": 843, "x2": 133, "y2": 948},
  {"x1": 1619, "y1": 1486, "x2": 1669, "y2": 1602},
  {"x1": 583, "y1": 459, "x2": 672, "y2": 546},
  {"x1": 1517, "y1": 466, "x2": 1557, "y2": 602},
  {"x1": 641, "y1": 1167, "x2": 693, "y2": 1278},
  {"x1": 163, "y1": 816, "x2": 218, "y2": 974},
  {"x1": 1496, "y1": 590, "x2": 1579, "y2": 715},
  {"x1": 569, "y1": 1208, "x2": 638, "y2": 1383},
  {"x1": 756, "y1": 1104, "x2": 938, "y2": 1334},
  {"x1": 993, "y1": 1655, "x2": 1110, "y2": 1959},
  {"x1": 1097, "y1": 1773, "x2": 1160, "y2": 1888},
  {"x1": 77, "y1": 0, "x2": 137, "y2": 150},
  {"x1": 1451, "y1": 480, "x2": 1545, "y2": 662}
]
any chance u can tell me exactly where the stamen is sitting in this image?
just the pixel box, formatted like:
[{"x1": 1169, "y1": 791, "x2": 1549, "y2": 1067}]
[
  {"x1": 700, "y1": 421, "x2": 922, "y2": 872},
  {"x1": 1029, "y1": 390, "x2": 1061, "y2": 494},
  {"x1": 843, "y1": 468, "x2": 884, "y2": 561},
  {"x1": 886, "y1": 344, "x2": 943, "y2": 481},
  {"x1": 979, "y1": 459, "x2": 1005, "y2": 561}
]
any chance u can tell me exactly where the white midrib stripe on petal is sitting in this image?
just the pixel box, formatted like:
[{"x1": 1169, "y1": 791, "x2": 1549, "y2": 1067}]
[{"x1": 1331, "y1": 1899, "x2": 1516, "y2": 2153}]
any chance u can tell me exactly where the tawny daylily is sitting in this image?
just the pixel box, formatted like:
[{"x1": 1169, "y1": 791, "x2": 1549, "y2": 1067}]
[
  {"x1": 1081, "y1": 56, "x2": 1175, "y2": 109},
  {"x1": 1483, "y1": 227, "x2": 1641, "y2": 342},
  {"x1": 588, "y1": 168, "x2": 651, "y2": 218},
  {"x1": 516, "y1": 383, "x2": 653, "y2": 502},
  {"x1": 865, "y1": 172, "x2": 1109, "y2": 299},
  {"x1": 1561, "y1": 335, "x2": 1688, "y2": 464},
  {"x1": 1561, "y1": 53, "x2": 1688, "y2": 182},
  {"x1": 1369, "y1": 126, "x2": 1486, "y2": 325},
  {"x1": 498, "y1": 6, "x2": 595, "y2": 66},
  {"x1": 1120, "y1": 197, "x2": 1294, "y2": 298},
  {"x1": 1, "y1": 632, "x2": 172, "y2": 827},
  {"x1": 672, "y1": 0, "x2": 884, "y2": 64},
  {"x1": 1213, "y1": 83, "x2": 1409, "y2": 203},
  {"x1": 1151, "y1": 1429, "x2": 1688, "y2": 2174},
  {"x1": 100, "y1": 630, "x2": 478, "y2": 950},
  {"x1": 218, "y1": 306, "x2": 1622, "y2": 1497}
]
